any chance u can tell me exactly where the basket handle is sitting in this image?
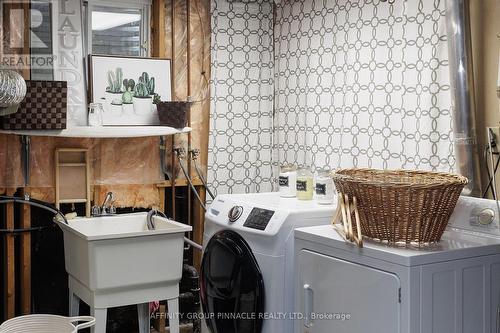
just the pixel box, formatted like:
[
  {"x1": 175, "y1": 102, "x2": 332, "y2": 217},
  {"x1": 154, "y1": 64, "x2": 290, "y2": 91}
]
[
  {"x1": 69, "y1": 316, "x2": 96, "y2": 330},
  {"x1": 332, "y1": 192, "x2": 363, "y2": 248},
  {"x1": 352, "y1": 196, "x2": 363, "y2": 247},
  {"x1": 331, "y1": 195, "x2": 342, "y2": 225}
]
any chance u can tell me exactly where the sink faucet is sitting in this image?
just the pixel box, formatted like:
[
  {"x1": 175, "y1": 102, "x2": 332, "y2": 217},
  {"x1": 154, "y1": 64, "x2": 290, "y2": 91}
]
[{"x1": 92, "y1": 192, "x2": 116, "y2": 216}]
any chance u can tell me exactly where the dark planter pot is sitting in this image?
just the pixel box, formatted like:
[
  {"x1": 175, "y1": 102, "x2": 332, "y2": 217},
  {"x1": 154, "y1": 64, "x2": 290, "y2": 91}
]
[{"x1": 157, "y1": 101, "x2": 191, "y2": 129}]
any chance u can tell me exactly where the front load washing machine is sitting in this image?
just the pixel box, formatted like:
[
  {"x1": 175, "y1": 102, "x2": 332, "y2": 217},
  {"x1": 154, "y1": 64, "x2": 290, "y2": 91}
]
[{"x1": 200, "y1": 192, "x2": 335, "y2": 333}]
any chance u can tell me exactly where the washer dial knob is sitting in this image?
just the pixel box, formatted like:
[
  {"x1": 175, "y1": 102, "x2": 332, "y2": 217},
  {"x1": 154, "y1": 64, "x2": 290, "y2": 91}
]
[
  {"x1": 478, "y1": 208, "x2": 495, "y2": 225},
  {"x1": 228, "y1": 206, "x2": 243, "y2": 223}
]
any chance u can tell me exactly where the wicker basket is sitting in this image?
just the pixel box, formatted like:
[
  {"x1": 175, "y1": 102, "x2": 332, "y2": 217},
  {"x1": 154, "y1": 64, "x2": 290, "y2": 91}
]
[
  {"x1": 157, "y1": 101, "x2": 191, "y2": 129},
  {"x1": 331, "y1": 168, "x2": 468, "y2": 245}
]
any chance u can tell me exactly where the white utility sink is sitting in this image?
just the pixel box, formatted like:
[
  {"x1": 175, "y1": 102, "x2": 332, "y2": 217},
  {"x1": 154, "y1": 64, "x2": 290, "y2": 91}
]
[{"x1": 56, "y1": 213, "x2": 191, "y2": 309}]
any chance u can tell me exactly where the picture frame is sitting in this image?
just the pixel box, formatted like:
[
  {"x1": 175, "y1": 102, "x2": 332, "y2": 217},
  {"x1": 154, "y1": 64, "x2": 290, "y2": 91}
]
[{"x1": 89, "y1": 54, "x2": 172, "y2": 126}]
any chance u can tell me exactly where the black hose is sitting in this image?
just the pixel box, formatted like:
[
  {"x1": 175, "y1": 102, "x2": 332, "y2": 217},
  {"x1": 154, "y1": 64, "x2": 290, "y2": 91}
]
[
  {"x1": 0, "y1": 195, "x2": 68, "y2": 225},
  {"x1": 147, "y1": 209, "x2": 203, "y2": 250},
  {"x1": 483, "y1": 146, "x2": 500, "y2": 198},
  {"x1": 146, "y1": 209, "x2": 167, "y2": 230},
  {"x1": 159, "y1": 136, "x2": 172, "y2": 180},
  {"x1": 181, "y1": 264, "x2": 201, "y2": 333},
  {"x1": 0, "y1": 224, "x2": 57, "y2": 235}
]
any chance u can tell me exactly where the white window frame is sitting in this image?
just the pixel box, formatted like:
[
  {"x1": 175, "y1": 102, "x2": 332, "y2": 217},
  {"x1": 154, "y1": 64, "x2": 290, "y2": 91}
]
[{"x1": 84, "y1": 0, "x2": 151, "y2": 57}]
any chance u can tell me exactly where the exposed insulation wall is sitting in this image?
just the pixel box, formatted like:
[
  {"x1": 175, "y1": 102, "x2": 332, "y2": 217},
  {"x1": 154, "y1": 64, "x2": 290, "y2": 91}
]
[
  {"x1": 162, "y1": 0, "x2": 212, "y2": 182},
  {"x1": 0, "y1": 0, "x2": 211, "y2": 209},
  {"x1": 0, "y1": 135, "x2": 163, "y2": 207}
]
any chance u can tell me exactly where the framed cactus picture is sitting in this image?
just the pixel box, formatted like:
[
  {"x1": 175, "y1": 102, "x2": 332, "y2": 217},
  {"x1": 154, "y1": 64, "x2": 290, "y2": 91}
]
[{"x1": 89, "y1": 55, "x2": 172, "y2": 126}]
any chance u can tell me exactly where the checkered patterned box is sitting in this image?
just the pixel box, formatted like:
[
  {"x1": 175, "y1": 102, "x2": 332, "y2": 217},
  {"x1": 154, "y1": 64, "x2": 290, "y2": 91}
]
[{"x1": 1, "y1": 80, "x2": 67, "y2": 130}]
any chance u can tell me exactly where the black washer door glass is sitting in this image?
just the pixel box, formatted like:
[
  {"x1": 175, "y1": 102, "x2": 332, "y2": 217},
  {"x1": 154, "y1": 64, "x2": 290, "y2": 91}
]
[{"x1": 200, "y1": 230, "x2": 265, "y2": 333}]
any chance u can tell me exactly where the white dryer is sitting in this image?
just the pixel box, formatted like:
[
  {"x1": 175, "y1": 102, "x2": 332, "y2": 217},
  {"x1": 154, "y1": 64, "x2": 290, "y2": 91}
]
[
  {"x1": 294, "y1": 196, "x2": 500, "y2": 333},
  {"x1": 200, "y1": 192, "x2": 335, "y2": 333}
]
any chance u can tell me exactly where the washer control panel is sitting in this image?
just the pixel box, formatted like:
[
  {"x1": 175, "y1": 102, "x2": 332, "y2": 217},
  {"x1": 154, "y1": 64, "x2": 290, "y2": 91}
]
[
  {"x1": 208, "y1": 197, "x2": 288, "y2": 236},
  {"x1": 243, "y1": 207, "x2": 275, "y2": 230}
]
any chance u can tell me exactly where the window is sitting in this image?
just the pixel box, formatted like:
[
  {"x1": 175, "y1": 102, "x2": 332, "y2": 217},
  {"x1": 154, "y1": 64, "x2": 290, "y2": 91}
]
[
  {"x1": 30, "y1": 0, "x2": 55, "y2": 80},
  {"x1": 84, "y1": 0, "x2": 151, "y2": 57}
]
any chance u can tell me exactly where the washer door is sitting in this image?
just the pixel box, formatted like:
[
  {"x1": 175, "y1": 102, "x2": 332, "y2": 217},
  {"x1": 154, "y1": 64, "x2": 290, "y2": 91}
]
[{"x1": 200, "y1": 230, "x2": 265, "y2": 333}]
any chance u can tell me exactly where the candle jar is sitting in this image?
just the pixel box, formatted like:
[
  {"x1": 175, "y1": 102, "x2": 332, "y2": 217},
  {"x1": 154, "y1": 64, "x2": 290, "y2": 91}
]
[
  {"x1": 296, "y1": 167, "x2": 313, "y2": 200},
  {"x1": 279, "y1": 164, "x2": 297, "y2": 198},
  {"x1": 315, "y1": 169, "x2": 335, "y2": 205},
  {"x1": 88, "y1": 103, "x2": 103, "y2": 127}
]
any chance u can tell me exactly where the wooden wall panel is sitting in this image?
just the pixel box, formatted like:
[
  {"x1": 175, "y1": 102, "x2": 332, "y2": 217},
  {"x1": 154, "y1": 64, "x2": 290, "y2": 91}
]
[
  {"x1": 154, "y1": 0, "x2": 211, "y2": 266},
  {"x1": 2, "y1": 189, "x2": 16, "y2": 320},
  {"x1": 19, "y1": 188, "x2": 31, "y2": 315},
  {"x1": 172, "y1": 0, "x2": 189, "y2": 102},
  {"x1": 191, "y1": 0, "x2": 211, "y2": 175}
]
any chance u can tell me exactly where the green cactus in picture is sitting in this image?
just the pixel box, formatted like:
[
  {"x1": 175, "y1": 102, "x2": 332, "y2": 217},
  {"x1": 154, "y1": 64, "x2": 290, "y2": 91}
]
[
  {"x1": 138, "y1": 72, "x2": 148, "y2": 84},
  {"x1": 139, "y1": 72, "x2": 155, "y2": 95},
  {"x1": 148, "y1": 77, "x2": 155, "y2": 95},
  {"x1": 134, "y1": 82, "x2": 149, "y2": 98},
  {"x1": 106, "y1": 67, "x2": 123, "y2": 93},
  {"x1": 122, "y1": 79, "x2": 135, "y2": 104}
]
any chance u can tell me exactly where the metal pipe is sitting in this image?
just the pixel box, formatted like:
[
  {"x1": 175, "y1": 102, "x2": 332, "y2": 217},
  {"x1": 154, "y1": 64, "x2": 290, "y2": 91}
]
[
  {"x1": 174, "y1": 148, "x2": 207, "y2": 211},
  {"x1": 21, "y1": 135, "x2": 30, "y2": 186},
  {"x1": 445, "y1": 0, "x2": 482, "y2": 196},
  {"x1": 190, "y1": 149, "x2": 216, "y2": 200},
  {"x1": 184, "y1": 237, "x2": 203, "y2": 251}
]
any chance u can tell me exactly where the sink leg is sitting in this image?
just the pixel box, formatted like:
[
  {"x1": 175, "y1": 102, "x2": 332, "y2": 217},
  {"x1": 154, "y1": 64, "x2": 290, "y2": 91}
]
[
  {"x1": 167, "y1": 298, "x2": 180, "y2": 333},
  {"x1": 138, "y1": 303, "x2": 150, "y2": 333},
  {"x1": 91, "y1": 307, "x2": 107, "y2": 333},
  {"x1": 69, "y1": 291, "x2": 80, "y2": 317}
]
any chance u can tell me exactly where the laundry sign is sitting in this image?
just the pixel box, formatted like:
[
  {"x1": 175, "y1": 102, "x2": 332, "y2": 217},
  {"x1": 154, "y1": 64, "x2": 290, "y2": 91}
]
[{"x1": 54, "y1": 0, "x2": 87, "y2": 127}]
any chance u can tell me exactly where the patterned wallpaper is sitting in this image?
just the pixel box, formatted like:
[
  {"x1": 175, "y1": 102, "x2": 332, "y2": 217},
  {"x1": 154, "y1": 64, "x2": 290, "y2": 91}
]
[
  {"x1": 274, "y1": 0, "x2": 454, "y2": 172},
  {"x1": 208, "y1": 0, "x2": 275, "y2": 195},
  {"x1": 209, "y1": 0, "x2": 455, "y2": 196}
]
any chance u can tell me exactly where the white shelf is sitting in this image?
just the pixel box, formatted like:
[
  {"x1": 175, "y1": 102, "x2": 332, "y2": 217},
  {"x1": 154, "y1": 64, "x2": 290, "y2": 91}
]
[{"x1": 0, "y1": 126, "x2": 191, "y2": 138}]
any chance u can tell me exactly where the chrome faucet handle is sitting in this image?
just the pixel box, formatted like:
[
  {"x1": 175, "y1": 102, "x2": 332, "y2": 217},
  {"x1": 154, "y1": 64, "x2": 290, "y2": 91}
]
[
  {"x1": 109, "y1": 205, "x2": 116, "y2": 215},
  {"x1": 91, "y1": 205, "x2": 101, "y2": 216},
  {"x1": 101, "y1": 192, "x2": 115, "y2": 211}
]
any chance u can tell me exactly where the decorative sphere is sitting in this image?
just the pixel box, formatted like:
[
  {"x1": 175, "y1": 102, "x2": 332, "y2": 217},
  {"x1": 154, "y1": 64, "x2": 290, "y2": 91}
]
[{"x1": 0, "y1": 70, "x2": 27, "y2": 116}]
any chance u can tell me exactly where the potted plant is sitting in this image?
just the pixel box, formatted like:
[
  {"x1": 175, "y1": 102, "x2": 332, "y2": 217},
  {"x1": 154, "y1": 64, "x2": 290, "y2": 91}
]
[
  {"x1": 157, "y1": 100, "x2": 191, "y2": 129},
  {"x1": 105, "y1": 67, "x2": 123, "y2": 115},
  {"x1": 151, "y1": 93, "x2": 161, "y2": 112},
  {"x1": 122, "y1": 79, "x2": 135, "y2": 115},
  {"x1": 133, "y1": 82, "x2": 152, "y2": 115}
]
